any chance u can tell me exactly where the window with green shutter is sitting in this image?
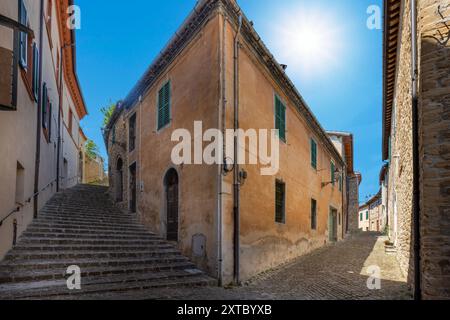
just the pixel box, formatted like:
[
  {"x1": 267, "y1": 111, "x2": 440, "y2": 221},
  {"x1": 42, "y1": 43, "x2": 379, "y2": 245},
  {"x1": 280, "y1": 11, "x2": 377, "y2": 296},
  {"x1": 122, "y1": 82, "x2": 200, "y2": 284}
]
[
  {"x1": 366, "y1": 211, "x2": 369, "y2": 220},
  {"x1": 32, "y1": 43, "x2": 39, "y2": 101},
  {"x1": 331, "y1": 161, "x2": 335, "y2": 186},
  {"x1": 275, "y1": 95, "x2": 286, "y2": 142},
  {"x1": 19, "y1": 0, "x2": 28, "y2": 69},
  {"x1": 275, "y1": 180, "x2": 285, "y2": 224},
  {"x1": 157, "y1": 81, "x2": 171, "y2": 130},
  {"x1": 360, "y1": 212, "x2": 363, "y2": 221},
  {"x1": 311, "y1": 138, "x2": 317, "y2": 169}
]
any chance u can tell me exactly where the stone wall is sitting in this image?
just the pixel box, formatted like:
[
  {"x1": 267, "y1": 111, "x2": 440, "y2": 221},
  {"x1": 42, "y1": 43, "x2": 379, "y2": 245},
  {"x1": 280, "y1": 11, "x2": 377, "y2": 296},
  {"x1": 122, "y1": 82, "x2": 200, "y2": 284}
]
[
  {"x1": 418, "y1": 0, "x2": 450, "y2": 300},
  {"x1": 387, "y1": 0, "x2": 450, "y2": 299},
  {"x1": 107, "y1": 111, "x2": 129, "y2": 212},
  {"x1": 348, "y1": 174, "x2": 360, "y2": 232},
  {"x1": 84, "y1": 157, "x2": 105, "y2": 184},
  {"x1": 387, "y1": 0, "x2": 414, "y2": 288}
]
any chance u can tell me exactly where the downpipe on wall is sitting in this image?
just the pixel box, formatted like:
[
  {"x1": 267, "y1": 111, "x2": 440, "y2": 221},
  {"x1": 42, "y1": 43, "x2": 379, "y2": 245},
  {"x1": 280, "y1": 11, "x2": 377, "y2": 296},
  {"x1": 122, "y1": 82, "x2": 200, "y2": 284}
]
[
  {"x1": 411, "y1": 0, "x2": 421, "y2": 301},
  {"x1": 33, "y1": 0, "x2": 45, "y2": 219},
  {"x1": 216, "y1": 12, "x2": 227, "y2": 287},
  {"x1": 233, "y1": 13, "x2": 242, "y2": 286}
]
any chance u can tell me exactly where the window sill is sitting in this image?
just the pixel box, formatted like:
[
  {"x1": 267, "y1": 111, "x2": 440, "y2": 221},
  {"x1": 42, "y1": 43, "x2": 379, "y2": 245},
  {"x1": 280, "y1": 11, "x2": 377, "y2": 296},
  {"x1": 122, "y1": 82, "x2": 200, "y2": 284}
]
[{"x1": 20, "y1": 67, "x2": 35, "y2": 102}]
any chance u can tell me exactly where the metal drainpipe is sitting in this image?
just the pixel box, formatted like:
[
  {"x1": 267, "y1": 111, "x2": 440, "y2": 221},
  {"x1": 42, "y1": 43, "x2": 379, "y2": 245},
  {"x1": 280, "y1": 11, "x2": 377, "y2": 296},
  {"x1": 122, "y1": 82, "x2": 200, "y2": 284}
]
[
  {"x1": 33, "y1": 0, "x2": 45, "y2": 219},
  {"x1": 233, "y1": 14, "x2": 242, "y2": 285},
  {"x1": 216, "y1": 14, "x2": 227, "y2": 287},
  {"x1": 57, "y1": 46, "x2": 64, "y2": 192},
  {"x1": 411, "y1": 0, "x2": 421, "y2": 300}
]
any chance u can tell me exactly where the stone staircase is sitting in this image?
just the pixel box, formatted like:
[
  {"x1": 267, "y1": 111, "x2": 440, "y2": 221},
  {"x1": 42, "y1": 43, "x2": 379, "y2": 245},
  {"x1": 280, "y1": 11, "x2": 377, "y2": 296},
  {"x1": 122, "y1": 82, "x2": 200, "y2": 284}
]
[{"x1": 0, "y1": 185, "x2": 215, "y2": 300}]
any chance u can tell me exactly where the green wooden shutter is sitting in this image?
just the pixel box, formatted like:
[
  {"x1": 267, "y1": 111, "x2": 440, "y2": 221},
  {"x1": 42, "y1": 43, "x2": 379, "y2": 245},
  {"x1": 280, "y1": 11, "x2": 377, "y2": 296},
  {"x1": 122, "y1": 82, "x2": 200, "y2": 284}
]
[
  {"x1": 331, "y1": 161, "x2": 335, "y2": 185},
  {"x1": 158, "y1": 81, "x2": 171, "y2": 130},
  {"x1": 311, "y1": 139, "x2": 317, "y2": 169},
  {"x1": 19, "y1": 0, "x2": 27, "y2": 68},
  {"x1": 275, "y1": 96, "x2": 286, "y2": 141},
  {"x1": 32, "y1": 43, "x2": 39, "y2": 100}
]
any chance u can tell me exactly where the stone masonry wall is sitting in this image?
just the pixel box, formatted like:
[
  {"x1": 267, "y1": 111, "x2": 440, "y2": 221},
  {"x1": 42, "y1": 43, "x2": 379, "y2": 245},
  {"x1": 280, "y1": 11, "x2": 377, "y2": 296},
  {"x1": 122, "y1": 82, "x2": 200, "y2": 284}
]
[
  {"x1": 107, "y1": 111, "x2": 129, "y2": 212},
  {"x1": 418, "y1": 0, "x2": 450, "y2": 300},
  {"x1": 387, "y1": 0, "x2": 414, "y2": 287},
  {"x1": 348, "y1": 174, "x2": 360, "y2": 232}
]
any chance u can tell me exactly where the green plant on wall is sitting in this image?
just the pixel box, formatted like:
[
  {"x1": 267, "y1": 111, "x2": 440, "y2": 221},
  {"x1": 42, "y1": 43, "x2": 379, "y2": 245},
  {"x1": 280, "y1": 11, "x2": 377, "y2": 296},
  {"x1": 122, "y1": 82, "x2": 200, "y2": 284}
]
[{"x1": 100, "y1": 103, "x2": 117, "y2": 128}]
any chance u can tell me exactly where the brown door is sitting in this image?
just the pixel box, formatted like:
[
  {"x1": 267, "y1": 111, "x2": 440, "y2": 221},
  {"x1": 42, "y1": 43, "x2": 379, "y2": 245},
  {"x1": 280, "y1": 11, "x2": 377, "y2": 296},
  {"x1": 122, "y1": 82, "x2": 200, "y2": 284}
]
[
  {"x1": 129, "y1": 163, "x2": 137, "y2": 213},
  {"x1": 165, "y1": 169, "x2": 179, "y2": 242}
]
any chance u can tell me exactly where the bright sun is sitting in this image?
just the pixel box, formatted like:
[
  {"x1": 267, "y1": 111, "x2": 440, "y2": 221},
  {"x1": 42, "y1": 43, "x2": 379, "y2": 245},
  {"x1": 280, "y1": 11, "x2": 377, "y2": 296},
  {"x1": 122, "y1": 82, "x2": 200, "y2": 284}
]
[{"x1": 271, "y1": 7, "x2": 345, "y2": 77}]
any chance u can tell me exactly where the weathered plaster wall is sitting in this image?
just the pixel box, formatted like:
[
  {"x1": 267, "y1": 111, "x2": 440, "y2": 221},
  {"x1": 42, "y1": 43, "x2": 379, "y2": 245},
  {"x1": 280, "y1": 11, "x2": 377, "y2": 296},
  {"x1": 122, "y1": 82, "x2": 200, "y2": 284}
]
[
  {"x1": 221, "y1": 17, "x2": 345, "y2": 281},
  {"x1": 0, "y1": 0, "x2": 84, "y2": 260},
  {"x1": 134, "y1": 15, "x2": 222, "y2": 276}
]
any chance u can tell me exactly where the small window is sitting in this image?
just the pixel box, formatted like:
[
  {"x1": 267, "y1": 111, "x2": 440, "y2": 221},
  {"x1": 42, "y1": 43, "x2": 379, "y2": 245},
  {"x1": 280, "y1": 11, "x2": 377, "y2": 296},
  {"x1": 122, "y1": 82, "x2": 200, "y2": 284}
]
[
  {"x1": 366, "y1": 211, "x2": 369, "y2": 220},
  {"x1": 331, "y1": 161, "x2": 336, "y2": 186},
  {"x1": 157, "y1": 81, "x2": 171, "y2": 130},
  {"x1": 275, "y1": 95, "x2": 286, "y2": 142},
  {"x1": 19, "y1": 0, "x2": 28, "y2": 69},
  {"x1": 275, "y1": 180, "x2": 285, "y2": 224},
  {"x1": 360, "y1": 212, "x2": 363, "y2": 221},
  {"x1": 129, "y1": 113, "x2": 136, "y2": 152},
  {"x1": 339, "y1": 175, "x2": 343, "y2": 192},
  {"x1": 311, "y1": 198, "x2": 317, "y2": 230},
  {"x1": 310, "y1": 138, "x2": 317, "y2": 169}
]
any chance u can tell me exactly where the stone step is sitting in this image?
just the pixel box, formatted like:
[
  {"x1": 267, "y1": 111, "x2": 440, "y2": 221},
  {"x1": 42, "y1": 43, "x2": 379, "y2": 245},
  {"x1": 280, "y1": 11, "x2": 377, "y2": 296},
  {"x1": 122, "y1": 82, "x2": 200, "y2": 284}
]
[
  {"x1": 29, "y1": 222, "x2": 148, "y2": 233},
  {"x1": 22, "y1": 230, "x2": 160, "y2": 240},
  {"x1": 0, "y1": 184, "x2": 214, "y2": 298},
  {"x1": 24, "y1": 226, "x2": 152, "y2": 235},
  {"x1": 0, "y1": 261, "x2": 197, "y2": 284},
  {"x1": 32, "y1": 220, "x2": 145, "y2": 230},
  {"x1": 1, "y1": 255, "x2": 190, "y2": 272},
  {"x1": 0, "y1": 272, "x2": 215, "y2": 300},
  {"x1": 19, "y1": 237, "x2": 168, "y2": 246},
  {"x1": 39, "y1": 213, "x2": 137, "y2": 224},
  {"x1": 41, "y1": 203, "x2": 132, "y2": 214},
  {"x1": 11, "y1": 243, "x2": 176, "y2": 253},
  {"x1": 23, "y1": 228, "x2": 157, "y2": 238},
  {"x1": 4, "y1": 248, "x2": 181, "y2": 261}
]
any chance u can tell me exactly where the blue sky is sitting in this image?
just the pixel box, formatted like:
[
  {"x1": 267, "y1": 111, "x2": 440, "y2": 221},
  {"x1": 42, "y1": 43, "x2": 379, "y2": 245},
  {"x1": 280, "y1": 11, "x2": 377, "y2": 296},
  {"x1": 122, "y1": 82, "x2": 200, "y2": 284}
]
[{"x1": 76, "y1": 0, "x2": 383, "y2": 203}]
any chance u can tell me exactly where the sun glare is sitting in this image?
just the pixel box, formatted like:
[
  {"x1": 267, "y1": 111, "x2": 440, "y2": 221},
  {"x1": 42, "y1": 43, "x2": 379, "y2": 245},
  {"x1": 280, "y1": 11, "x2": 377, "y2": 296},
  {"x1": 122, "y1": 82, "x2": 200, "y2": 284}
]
[{"x1": 271, "y1": 7, "x2": 345, "y2": 77}]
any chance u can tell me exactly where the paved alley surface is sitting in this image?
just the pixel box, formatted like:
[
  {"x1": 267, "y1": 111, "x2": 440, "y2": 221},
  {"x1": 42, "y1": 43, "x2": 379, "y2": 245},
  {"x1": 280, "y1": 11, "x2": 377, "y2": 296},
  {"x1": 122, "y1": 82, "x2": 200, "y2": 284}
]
[{"x1": 92, "y1": 232, "x2": 412, "y2": 300}]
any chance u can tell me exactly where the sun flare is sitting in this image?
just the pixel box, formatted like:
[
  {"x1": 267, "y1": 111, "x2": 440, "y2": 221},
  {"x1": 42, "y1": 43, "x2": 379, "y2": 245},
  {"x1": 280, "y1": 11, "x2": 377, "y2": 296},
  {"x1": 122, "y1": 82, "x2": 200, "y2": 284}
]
[{"x1": 271, "y1": 7, "x2": 345, "y2": 76}]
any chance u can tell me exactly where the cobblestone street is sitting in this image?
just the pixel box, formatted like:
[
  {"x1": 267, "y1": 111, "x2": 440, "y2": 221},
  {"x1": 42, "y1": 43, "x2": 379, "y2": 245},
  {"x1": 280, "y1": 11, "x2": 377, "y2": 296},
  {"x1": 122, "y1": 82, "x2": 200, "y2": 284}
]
[{"x1": 123, "y1": 232, "x2": 411, "y2": 300}]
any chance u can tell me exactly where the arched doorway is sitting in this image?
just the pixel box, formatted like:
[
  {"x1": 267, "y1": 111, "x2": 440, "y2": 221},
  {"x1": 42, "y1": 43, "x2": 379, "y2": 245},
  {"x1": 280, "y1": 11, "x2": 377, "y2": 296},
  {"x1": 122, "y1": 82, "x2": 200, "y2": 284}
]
[
  {"x1": 116, "y1": 158, "x2": 123, "y2": 202},
  {"x1": 164, "y1": 168, "x2": 179, "y2": 242}
]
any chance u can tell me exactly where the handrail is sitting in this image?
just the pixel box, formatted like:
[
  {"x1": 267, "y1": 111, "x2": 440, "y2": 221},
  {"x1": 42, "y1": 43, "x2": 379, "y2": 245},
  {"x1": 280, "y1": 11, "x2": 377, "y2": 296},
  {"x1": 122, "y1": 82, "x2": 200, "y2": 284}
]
[
  {"x1": 0, "y1": 179, "x2": 56, "y2": 227},
  {"x1": 0, "y1": 206, "x2": 21, "y2": 227},
  {"x1": 0, "y1": 175, "x2": 82, "y2": 227}
]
